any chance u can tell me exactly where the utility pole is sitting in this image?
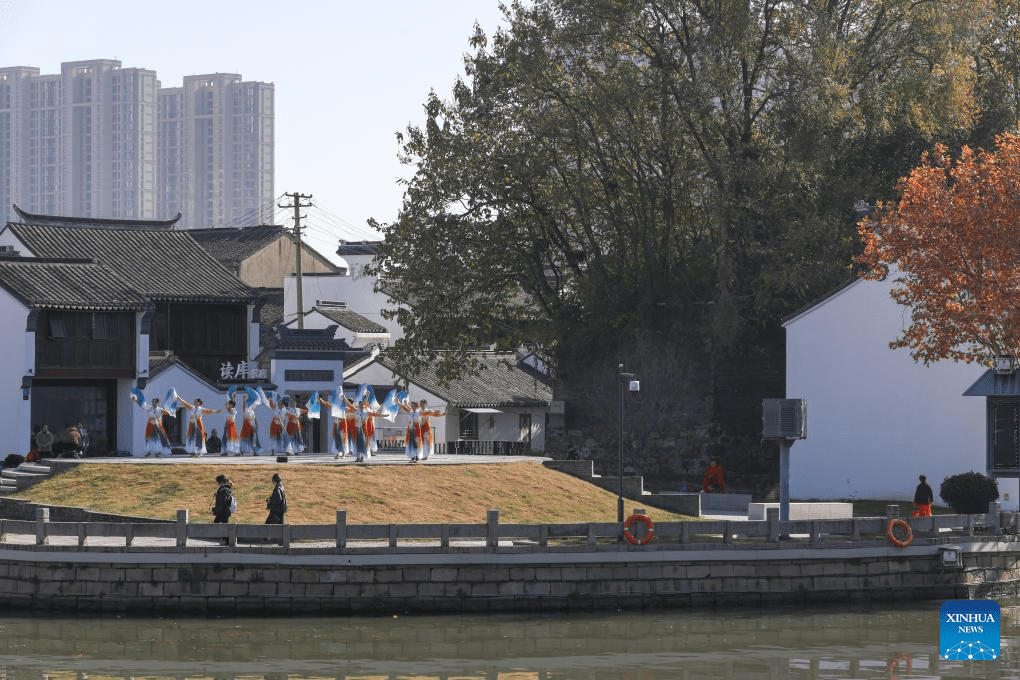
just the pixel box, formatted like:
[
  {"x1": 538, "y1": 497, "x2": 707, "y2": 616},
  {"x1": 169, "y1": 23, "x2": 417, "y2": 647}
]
[{"x1": 278, "y1": 192, "x2": 313, "y2": 328}]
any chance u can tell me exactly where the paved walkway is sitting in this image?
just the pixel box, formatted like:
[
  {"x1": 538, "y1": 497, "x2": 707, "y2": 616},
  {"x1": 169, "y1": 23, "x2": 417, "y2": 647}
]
[{"x1": 53, "y1": 451, "x2": 551, "y2": 466}]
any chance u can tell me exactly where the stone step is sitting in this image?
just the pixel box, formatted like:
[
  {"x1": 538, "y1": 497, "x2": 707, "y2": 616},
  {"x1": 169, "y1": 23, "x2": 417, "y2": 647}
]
[
  {"x1": 0, "y1": 467, "x2": 51, "y2": 490},
  {"x1": 17, "y1": 463, "x2": 51, "y2": 475}
]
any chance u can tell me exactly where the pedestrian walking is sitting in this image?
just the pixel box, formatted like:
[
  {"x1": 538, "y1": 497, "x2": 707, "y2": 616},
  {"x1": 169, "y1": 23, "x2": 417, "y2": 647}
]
[
  {"x1": 265, "y1": 473, "x2": 287, "y2": 524},
  {"x1": 912, "y1": 474, "x2": 934, "y2": 517},
  {"x1": 212, "y1": 474, "x2": 235, "y2": 524}
]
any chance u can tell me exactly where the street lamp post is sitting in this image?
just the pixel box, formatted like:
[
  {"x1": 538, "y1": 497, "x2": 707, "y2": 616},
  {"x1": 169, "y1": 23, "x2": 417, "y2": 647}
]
[{"x1": 618, "y1": 364, "x2": 639, "y2": 523}]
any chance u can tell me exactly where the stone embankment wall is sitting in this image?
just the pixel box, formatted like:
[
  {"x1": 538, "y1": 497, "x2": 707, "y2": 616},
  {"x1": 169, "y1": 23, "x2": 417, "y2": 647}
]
[
  {"x1": 0, "y1": 545, "x2": 995, "y2": 615},
  {"x1": 0, "y1": 497, "x2": 165, "y2": 523}
]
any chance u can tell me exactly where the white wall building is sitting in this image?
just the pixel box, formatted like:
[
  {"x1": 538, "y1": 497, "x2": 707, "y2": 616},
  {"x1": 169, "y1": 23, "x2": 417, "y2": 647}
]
[
  {"x1": 783, "y1": 273, "x2": 1014, "y2": 508},
  {"x1": 283, "y1": 240, "x2": 403, "y2": 342}
]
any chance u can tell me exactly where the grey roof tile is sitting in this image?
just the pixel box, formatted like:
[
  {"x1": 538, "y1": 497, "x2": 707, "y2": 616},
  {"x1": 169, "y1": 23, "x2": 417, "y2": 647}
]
[
  {"x1": 0, "y1": 258, "x2": 152, "y2": 311},
  {"x1": 190, "y1": 225, "x2": 343, "y2": 273},
  {"x1": 13, "y1": 203, "x2": 181, "y2": 230},
  {"x1": 373, "y1": 352, "x2": 552, "y2": 408},
  {"x1": 313, "y1": 305, "x2": 387, "y2": 334},
  {"x1": 336, "y1": 240, "x2": 381, "y2": 256},
  {"x1": 7, "y1": 223, "x2": 258, "y2": 304},
  {"x1": 189, "y1": 225, "x2": 288, "y2": 264}
]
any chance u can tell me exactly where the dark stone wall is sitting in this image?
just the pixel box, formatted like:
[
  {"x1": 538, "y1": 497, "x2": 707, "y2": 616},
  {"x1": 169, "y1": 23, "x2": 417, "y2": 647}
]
[{"x1": 546, "y1": 325, "x2": 785, "y2": 498}]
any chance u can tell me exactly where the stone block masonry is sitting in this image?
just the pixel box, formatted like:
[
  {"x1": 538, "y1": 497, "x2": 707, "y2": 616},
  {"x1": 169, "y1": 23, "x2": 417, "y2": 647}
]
[{"x1": 0, "y1": 544, "x2": 992, "y2": 615}]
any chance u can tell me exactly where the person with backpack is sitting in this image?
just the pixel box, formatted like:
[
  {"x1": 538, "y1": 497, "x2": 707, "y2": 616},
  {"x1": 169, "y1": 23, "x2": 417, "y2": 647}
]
[
  {"x1": 265, "y1": 472, "x2": 287, "y2": 524},
  {"x1": 212, "y1": 474, "x2": 235, "y2": 523}
]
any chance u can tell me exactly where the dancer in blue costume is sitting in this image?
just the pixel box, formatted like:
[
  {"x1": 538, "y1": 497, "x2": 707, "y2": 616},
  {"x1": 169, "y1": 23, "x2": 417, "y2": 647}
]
[
  {"x1": 130, "y1": 387, "x2": 177, "y2": 457},
  {"x1": 178, "y1": 397, "x2": 222, "y2": 457},
  {"x1": 352, "y1": 399, "x2": 382, "y2": 463},
  {"x1": 418, "y1": 399, "x2": 447, "y2": 461}
]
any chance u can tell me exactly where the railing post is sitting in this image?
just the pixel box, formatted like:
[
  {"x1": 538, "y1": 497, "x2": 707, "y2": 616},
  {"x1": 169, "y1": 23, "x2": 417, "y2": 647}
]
[
  {"x1": 336, "y1": 510, "x2": 347, "y2": 550},
  {"x1": 77, "y1": 523, "x2": 86, "y2": 547},
  {"x1": 125, "y1": 523, "x2": 134, "y2": 547},
  {"x1": 989, "y1": 501, "x2": 1001, "y2": 535},
  {"x1": 282, "y1": 523, "x2": 290, "y2": 550},
  {"x1": 35, "y1": 507, "x2": 48, "y2": 545},
  {"x1": 767, "y1": 507, "x2": 779, "y2": 543},
  {"x1": 176, "y1": 509, "x2": 188, "y2": 548},
  {"x1": 389, "y1": 524, "x2": 398, "y2": 548},
  {"x1": 487, "y1": 509, "x2": 499, "y2": 549},
  {"x1": 227, "y1": 523, "x2": 237, "y2": 547},
  {"x1": 441, "y1": 524, "x2": 450, "y2": 549},
  {"x1": 679, "y1": 521, "x2": 689, "y2": 544}
]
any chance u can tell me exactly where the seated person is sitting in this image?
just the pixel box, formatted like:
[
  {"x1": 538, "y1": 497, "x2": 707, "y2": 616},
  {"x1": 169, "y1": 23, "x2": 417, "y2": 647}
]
[
  {"x1": 206, "y1": 429, "x2": 222, "y2": 454},
  {"x1": 703, "y1": 460, "x2": 725, "y2": 493}
]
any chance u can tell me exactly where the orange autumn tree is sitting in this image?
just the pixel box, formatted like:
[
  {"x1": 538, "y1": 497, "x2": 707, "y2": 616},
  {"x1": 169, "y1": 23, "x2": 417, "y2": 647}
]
[{"x1": 858, "y1": 130, "x2": 1020, "y2": 365}]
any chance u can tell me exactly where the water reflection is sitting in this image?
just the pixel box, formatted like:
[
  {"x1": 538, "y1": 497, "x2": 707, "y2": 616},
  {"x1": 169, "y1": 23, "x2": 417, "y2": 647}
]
[{"x1": 0, "y1": 603, "x2": 1016, "y2": 679}]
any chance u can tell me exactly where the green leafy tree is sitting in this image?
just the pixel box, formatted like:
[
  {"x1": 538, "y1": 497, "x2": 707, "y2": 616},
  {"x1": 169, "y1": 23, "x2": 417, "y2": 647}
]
[
  {"x1": 371, "y1": 0, "x2": 996, "y2": 469},
  {"x1": 939, "y1": 471, "x2": 1000, "y2": 514}
]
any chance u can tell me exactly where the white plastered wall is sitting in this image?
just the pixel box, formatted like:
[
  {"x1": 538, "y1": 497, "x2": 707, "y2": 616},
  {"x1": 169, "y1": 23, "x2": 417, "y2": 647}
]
[{"x1": 784, "y1": 275, "x2": 1005, "y2": 507}]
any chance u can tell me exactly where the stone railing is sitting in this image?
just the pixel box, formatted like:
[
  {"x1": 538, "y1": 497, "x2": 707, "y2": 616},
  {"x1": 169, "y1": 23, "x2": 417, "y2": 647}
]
[{"x1": 0, "y1": 504, "x2": 1009, "y2": 553}]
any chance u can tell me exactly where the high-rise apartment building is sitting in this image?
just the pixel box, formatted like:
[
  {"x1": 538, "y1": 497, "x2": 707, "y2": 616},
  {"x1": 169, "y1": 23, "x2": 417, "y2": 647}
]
[
  {"x1": 0, "y1": 59, "x2": 273, "y2": 228},
  {"x1": 159, "y1": 74, "x2": 275, "y2": 227}
]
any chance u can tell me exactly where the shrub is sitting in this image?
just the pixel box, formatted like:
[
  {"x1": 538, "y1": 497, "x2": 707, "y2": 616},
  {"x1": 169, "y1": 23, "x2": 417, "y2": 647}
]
[{"x1": 939, "y1": 472, "x2": 1000, "y2": 514}]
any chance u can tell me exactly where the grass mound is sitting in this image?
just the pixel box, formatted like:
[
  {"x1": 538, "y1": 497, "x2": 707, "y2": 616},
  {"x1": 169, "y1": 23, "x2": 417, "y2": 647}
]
[{"x1": 9, "y1": 461, "x2": 694, "y2": 525}]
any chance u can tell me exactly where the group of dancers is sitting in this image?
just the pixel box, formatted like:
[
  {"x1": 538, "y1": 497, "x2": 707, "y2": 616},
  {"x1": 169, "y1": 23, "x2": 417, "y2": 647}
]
[
  {"x1": 129, "y1": 384, "x2": 445, "y2": 463},
  {"x1": 317, "y1": 387, "x2": 445, "y2": 463}
]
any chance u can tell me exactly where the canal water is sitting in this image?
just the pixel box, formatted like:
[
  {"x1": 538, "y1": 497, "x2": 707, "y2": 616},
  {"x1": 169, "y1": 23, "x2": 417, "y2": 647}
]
[{"x1": 0, "y1": 602, "x2": 1016, "y2": 679}]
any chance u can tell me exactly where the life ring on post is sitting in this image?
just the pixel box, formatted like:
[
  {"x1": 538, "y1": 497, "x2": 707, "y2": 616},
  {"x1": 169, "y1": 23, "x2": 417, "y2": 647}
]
[
  {"x1": 886, "y1": 518, "x2": 913, "y2": 548},
  {"x1": 623, "y1": 513, "x2": 655, "y2": 545}
]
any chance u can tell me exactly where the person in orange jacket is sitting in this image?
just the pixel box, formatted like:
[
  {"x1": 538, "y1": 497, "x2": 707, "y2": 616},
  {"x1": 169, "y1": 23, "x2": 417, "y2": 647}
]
[{"x1": 703, "y1": 460, "x2": 725, "y2": 493}]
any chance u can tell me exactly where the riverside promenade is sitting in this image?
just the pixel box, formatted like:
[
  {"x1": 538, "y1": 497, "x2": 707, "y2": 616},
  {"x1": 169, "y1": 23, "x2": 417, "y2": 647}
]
[{"x1": 1, "y1": 453, "x2": 1019, "y2": 615}]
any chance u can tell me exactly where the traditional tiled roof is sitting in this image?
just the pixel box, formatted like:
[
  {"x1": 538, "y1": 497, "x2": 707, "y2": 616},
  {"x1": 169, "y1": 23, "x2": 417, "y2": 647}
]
[
  {"x1": 5, "y1": 222, "x2": 258, "y2": 304},
  {"x1": 0, "y1": 257, "x2": 152, "y2": 311},
  {"x1": 372, "y1": 352, "x2": 552, "y2": 408},
  {"x1": 336, "y1": 240, "x2": 382, "y2": 256},
  {"x1": 276, "y1": 325, "x2": 352, "y2": 352},
  {"x1": 13, "y1": 203, "x2": 181, "y2": 230},
  {"x1": 311, "y1": 304, "x2": 387, "y2": 334},
  {"x1": 189, "y1": 225, "x2": 286, "y2": 264},
  {"x1": 256, "y1": 288, "x2": 284, "y2": 326},
  {"x1": 190, "y1": 225, "x2": 343, "y2": 273}
]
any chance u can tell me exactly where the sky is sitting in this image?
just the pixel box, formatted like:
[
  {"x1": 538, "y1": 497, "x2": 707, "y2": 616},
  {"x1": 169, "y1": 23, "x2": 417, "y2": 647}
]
[{"x1": 0, "y1": 0, "x2": 510, "y2": 260}]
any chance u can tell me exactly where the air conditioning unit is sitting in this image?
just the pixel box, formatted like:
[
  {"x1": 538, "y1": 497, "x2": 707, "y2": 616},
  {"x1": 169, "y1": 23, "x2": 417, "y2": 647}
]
[{"x1": 762, "y1": 398, "x2": 807, "y2": 440}]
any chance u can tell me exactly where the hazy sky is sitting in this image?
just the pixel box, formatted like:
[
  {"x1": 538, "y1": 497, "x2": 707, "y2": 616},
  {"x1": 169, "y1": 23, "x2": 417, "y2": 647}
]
[{"x1": 0, "y1": 0, "x2": 509, "y2": 258}]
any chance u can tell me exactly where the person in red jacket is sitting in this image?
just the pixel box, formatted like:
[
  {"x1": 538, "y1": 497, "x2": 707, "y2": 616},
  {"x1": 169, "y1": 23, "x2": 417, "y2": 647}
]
[{"x1": 703, "y1": 461, "x2": 725, "y2": 493}]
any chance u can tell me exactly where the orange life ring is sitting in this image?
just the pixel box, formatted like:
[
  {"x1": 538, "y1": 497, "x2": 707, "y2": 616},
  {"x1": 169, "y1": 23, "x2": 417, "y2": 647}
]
[
  {"x1": 623, "y1": 513, "x2": 655, "y2": 545},
  {"x1": 886, "y1": 518, "x2": 913, "y2": 548}
]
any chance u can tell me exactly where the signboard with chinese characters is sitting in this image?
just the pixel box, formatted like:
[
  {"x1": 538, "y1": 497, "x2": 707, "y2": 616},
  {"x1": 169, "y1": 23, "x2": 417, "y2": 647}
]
[{"x1": 219, "y1": 361, "x2": 269, "y2": 381}]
